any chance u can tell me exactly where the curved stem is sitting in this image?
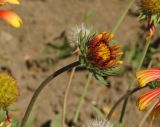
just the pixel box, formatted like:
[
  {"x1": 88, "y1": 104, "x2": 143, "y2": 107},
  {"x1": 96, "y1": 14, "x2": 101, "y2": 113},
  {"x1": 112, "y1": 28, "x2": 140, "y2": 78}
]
[
  {"x1": 20, "y1": 61, "x2": 80, "y2": 127},
  {"x1": 119, "y1": 39, "x2": 151, "y2": 123},
  {"x1": 107, "y1": 86, "x2": 147, "y2": 120}
]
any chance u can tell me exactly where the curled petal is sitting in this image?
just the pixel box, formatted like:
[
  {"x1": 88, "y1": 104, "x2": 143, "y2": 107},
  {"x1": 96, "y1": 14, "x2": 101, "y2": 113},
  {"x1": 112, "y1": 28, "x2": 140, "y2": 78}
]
[
  {"x1": 110, "y1": 44, "x2": 121, "y2": 51},
  {"x1": 111, "y1": 51, "x2": 124, "y2": 57},
  {"x1": 90, "y1": 33, "x2": 103, "y2": 45},
  {"x1": 146, "y1": 25, "x2": 155, "y2": 41},
  {"x1": 0, "y1": 10, "x2": 22, "y2": 28},
  {"x1": 106, "y1": 60, "x2": 123, "y2": 68},
  {"x1": 136, "y1": 68, "x2": 160, "y2": 87},
  {"x1": 137, "y1": 88, "x2": 160, "y2": 111}
]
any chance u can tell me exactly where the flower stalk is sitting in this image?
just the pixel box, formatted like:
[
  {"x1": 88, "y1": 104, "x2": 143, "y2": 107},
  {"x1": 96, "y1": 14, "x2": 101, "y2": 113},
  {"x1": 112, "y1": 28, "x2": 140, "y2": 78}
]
[{"x1": 20, "y1": 61, "x2": 80, "y2": 127}]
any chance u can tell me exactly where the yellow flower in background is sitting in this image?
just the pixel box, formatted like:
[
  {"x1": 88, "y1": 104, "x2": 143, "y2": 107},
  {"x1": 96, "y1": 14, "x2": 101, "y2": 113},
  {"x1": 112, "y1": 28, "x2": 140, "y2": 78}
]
[
  {"x1": 0, "y1": 0, "x2": 19, "y2": 5},
  {"x1": 138, "y1": 0, "x2": 160, "y2": 40},
  {"x1": 0, "y1": 72, "x2": 19, "y2": 108},
  {"x1": 137, "y1": 88, "x2": 160, "y2": 111},
  {"x1": 140, "y1": 0, "x2": 160, "y2": 14},
  {"x1": 0, "y1": 0, "x2": 22, "y2": 28}
]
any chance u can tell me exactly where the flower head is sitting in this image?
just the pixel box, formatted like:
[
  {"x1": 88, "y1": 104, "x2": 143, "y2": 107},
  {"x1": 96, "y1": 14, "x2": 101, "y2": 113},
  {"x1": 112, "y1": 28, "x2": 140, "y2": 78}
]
[
  {"x1": 137, "y1": 88, "x2": 160, "y2": 119},
  {"x1": 138, "y1": 0, "x2": 160, "y2": 40},
  {"x1": 137, "y1": 88, "x2": 160, "y2": 110},
  {"x1": 136, "y1": 68, "x2": 160, "y2": 87},
  {"x1": 0, "y1": 72, "x2": 19, "y2": 108},
  {"x1": 139, "y1": 0, "x2": 160, "y2": 14},
  {"x1": 84, "y1": 119, "x2": 114, "y2": 127},
  {"x1": 78, "y1": 31, "x2": 123, "y2": 83},
  {"x1": 88, "y1": 32, "x2": 123, "y2": 68}
]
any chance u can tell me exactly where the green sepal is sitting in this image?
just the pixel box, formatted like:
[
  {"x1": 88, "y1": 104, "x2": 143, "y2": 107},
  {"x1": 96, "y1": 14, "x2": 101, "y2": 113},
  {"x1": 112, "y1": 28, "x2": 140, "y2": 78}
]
[
  {"x1": 139, "y1": 11, "x2": 160, "y2": 26},
  {"x1": 148, "y1": 81, "x2": 160, "y2": 89},
  {"x1": 94, "y1": 74, "x2": 107, "y2": 84}
]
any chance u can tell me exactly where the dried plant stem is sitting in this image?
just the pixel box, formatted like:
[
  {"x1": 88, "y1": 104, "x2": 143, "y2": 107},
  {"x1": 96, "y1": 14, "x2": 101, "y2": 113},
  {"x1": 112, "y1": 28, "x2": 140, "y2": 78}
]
[
  {"x1": 20, "y1": 61, "x2": 80, "y2": 127},
  {"x1": 138, "y1": 99, "x2": 159, "y2": 127},
  {"x1": 62, "y1": 67, "x2": 76, "y2": 127},
  {"x1": 119, "y1": 39, "x2": 151, "y2": 123},
  {"x1": 148, "y1": 115, "x2": 154, "y2": 127},
  {"x1": 72, "y1": 73, "x2": 93, "y2": 126},
  {"x1": 107, "y1": 86, "x2": 147, "y2": 120}
]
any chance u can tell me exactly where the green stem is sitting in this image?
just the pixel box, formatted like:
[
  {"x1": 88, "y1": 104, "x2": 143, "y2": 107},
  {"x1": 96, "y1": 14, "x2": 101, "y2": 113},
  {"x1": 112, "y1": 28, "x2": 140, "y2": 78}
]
[
  {"x1": 72, "y1": 73, "x2": 93, "y2": 126},
  {"x1": 112, "y1": 0, "x2": 135, "y2": 34},
  {"x1": 119, "y1": 40, "x2": 151, "y2": 123},
  {"x1": 20, "y1": 61, "x2": 80, "y2": 127}
]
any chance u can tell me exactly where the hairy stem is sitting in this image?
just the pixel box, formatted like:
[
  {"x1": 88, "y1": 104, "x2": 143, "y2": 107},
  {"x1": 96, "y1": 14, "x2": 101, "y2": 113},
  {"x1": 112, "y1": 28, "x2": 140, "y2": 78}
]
[{"x1": 20, "y1": 61, "x2": 80, "y2": 127}]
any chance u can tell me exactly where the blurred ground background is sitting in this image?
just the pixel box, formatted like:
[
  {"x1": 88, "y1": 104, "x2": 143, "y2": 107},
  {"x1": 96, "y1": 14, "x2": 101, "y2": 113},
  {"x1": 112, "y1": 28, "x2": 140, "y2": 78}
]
[{"x1": 0, "y1": 0, "x2": 160, "y2": 127}]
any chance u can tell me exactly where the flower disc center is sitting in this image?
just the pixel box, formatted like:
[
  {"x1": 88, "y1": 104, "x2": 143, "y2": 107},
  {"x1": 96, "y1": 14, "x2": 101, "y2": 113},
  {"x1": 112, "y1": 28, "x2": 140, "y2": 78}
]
[{"x1": 97, "y1": 42, "x2": 111, "y2": 61}]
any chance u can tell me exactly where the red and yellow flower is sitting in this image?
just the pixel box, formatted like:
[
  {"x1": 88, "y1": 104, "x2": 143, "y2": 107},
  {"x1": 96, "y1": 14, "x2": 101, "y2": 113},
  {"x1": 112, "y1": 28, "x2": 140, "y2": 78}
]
[
  {"x1": 78, "y1": 31, "x2": 124, "y2": 83},
  {"x1": 137, "y1": 88, "x2": 160, "y2": 118},
  {"x1": 137, "y1": 88, "x2": 160, "y2": 111},
  {"x1": 136, "y1": 68, "x2": 160, "y2": 87},
  {"x1": 87, "y1": 32, "x2": 123, "y2": 69},
  {"x1": 136, "y1": 68, "x2": 160, "y2": 117},
  {"x1": 0, "y1": 0, "x2": 22, "y2": 28}
]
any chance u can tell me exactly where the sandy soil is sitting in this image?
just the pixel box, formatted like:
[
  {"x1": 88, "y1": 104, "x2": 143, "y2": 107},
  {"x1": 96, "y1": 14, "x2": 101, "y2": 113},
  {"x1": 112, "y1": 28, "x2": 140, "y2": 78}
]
[{"x1": 0, "y1": 0, "x2": 159, "y2": 127}]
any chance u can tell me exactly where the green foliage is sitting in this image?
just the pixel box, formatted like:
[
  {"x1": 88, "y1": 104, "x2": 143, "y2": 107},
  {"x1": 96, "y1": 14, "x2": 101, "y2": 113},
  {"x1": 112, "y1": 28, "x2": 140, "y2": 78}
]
[
  {"x1": 50, "y1": 114, "x2": 62, "y2": 127},
  {"x1": 45, "y1": 37, "x2": 72, "y2": 59},
  {"x1": 92, "y1": 106, "x2": 105, "y2": 118},
  {"x1": 139, "y1": 12, "x2": 160, "y2": 26}
]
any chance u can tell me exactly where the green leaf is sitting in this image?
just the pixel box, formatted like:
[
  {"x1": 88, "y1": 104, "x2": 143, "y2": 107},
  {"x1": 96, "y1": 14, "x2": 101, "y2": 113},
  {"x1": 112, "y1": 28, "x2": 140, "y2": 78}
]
[
  {"x1": 10, "y1": 117, "x2": 20, "y2": 127},
  {"x1": 92, "y1": 106, "x2": 105, "y2": 118},
  {"x1": 50, "y1": 114, "x2": 62, "y2": 127},
  {"x1": 24, "y1": 113, "x2": 35, "y2": 127},
  {"x1": 0, "y1": 109, "x2": 6, "y2": 122},
  {"x1": 6, "y1": 104, "x2": 17, "y2": 111},
  {"x1": 94, "y1": 74, "x2": 107, "y2": 84}
]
